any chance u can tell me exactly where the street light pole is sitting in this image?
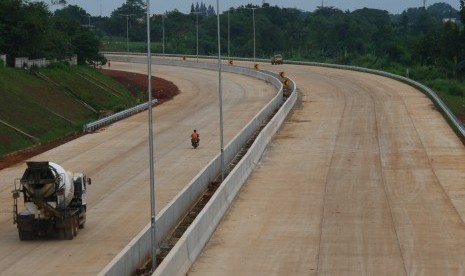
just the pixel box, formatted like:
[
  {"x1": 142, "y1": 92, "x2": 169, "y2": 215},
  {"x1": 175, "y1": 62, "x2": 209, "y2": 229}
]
[
  {"x1": 145, "y1": 0, "x2": 156, "y2": 273},
  {"x1": 119, "y1": 14, "x2": 135, "y2": 53},
  {"x1": 245, "y1": 7, "x2": 259, "y2": 64},
  {"x1": 217, "y1": 0, "x2": 224, "y2": 181},
  {"x1": 227, "y1": 9, "x2": 230, "y2": 58},
  {"x1": 253, "y1": 8, "x2": 256, "y2": 63},
  {"x1": 191, "y1": 12, "x2": 202, "y2": 62},
  {"x1": 155, "y1": 14, "x2": 166, "y2": 56},
  {"x1": 126, "y1": 15, "x2": 129, "y2": 52},
  {"x1": 162, "y1": 14, "x2": 165, "y2": 55}
]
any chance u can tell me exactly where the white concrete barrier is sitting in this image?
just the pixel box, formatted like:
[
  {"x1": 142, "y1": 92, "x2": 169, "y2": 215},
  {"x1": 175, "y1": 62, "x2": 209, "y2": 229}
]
[
  {"x1": 153, "y1": 78, "x2": 297, "y2": 276},
  {"x1": 99, "y1": 56, "x2": 292, "y2": 276}
]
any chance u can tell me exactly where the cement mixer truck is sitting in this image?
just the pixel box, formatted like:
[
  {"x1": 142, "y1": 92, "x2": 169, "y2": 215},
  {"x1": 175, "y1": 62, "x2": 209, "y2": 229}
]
[{"x1": 12, "y1": 161, "x2": 91, "y2": 240}]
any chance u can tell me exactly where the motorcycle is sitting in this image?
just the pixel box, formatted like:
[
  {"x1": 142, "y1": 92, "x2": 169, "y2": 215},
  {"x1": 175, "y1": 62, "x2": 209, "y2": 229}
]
[{"x1": 191, "y1": 138, "x2": 199, "y2": 149}]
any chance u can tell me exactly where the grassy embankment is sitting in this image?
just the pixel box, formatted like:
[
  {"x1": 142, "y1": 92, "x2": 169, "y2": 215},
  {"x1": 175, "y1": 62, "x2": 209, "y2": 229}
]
[
  {"x1": 344, "y1": 55, "x2": 465, "y2": 117},
  {"x1": 0, "y1": 63, "x2": 140, "y2": 158}
]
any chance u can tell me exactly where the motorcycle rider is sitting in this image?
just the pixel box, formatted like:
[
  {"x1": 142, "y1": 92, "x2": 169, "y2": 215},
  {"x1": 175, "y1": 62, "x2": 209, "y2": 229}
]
[{"x1": 191, "y1": 129, "x2": 200, "y2": 147}]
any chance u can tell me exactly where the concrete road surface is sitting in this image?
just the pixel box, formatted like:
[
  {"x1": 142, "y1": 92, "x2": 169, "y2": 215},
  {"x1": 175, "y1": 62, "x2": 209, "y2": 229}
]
[
  {"x1": 0, "y1": 62, "x2": 275, "y2": 275},
  {"x1": 189, "y1": 62, "x2": 465, "y2": 275}
]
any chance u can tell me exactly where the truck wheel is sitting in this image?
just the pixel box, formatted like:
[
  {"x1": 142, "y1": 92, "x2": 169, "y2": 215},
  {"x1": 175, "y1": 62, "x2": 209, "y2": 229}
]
[
  {"x1": 64, "y1": 228, "x2": 73, "y2": 240},
  {"x1": 58, "y1": 229, "x2": 65, "y2": 239},
  {"x1": 19, "y1": 230, "x2": 34, "y2": 241},
  {"x1": 63, "y1": 219, "x2": 74, "y2": 240},
  {"x1": 72, "y1": 216, "x2": 78, "y2": 237}
]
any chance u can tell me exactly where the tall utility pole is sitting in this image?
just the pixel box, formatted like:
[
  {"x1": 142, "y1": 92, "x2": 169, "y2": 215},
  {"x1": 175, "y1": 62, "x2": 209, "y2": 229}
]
[
  {"x1": 156, "y1": 14, "x2": 167, "y2": 56},
  {"x1": 227, "y1": 9, "x2": 230, "y2": 58},
  {"x1": 119, "y1": 14, "x2": 135, "y2": 53},
  {"x1": 216, "y1": 0, "x2": 224, "y2": 181},
  {"x1": 245, "y1": 7, "x2": 260, "y2": 64},
  {"x1": 145, "y1": 0, "x2": 156, "y2": 273},
  {"x1": 162, "y1": 14, "x2": 165, "y2": 55},
  {"x1": 423, "y1": 0, "x2": 427, "y2": 9},
  {"x1": 252, "y1": 8, "x2": 256, "y2": 63},
  {"x1": 191, "y1": 12, "x2": 203, "y2": 61}
]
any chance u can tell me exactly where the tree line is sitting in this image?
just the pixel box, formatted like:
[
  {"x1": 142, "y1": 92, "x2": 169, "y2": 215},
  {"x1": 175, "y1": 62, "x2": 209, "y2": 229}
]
[
  {"x1": 0, "y1": 0, "x2": 104, "y2": 66},
  {"x1": 1, "y1": 0, "x2": 465, "y2": 81},
  {"x1": 94, "y1": 1, "x2": 465, "y2": 79}
]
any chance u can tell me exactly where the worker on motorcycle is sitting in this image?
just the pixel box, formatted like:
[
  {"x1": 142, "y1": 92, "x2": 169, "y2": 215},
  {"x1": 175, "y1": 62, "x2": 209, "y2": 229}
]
[{"x1": 191, "y1": 129, "x2": 200, "y2": 148}]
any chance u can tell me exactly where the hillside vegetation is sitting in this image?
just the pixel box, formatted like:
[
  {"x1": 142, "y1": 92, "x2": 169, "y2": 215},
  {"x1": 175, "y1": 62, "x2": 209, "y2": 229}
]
[
  {"x1": 0, "y1": 64, "x2": 140, "y2": 157},
  {"x1": 1, "y1": 0, "x2": 465, "y2": 158}
]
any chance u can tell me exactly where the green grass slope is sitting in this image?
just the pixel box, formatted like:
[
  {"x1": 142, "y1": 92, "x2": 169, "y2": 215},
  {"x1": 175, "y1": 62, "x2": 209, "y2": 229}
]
[{"x1": 0, "y1": 64, "x2": 139, "y2": 157}]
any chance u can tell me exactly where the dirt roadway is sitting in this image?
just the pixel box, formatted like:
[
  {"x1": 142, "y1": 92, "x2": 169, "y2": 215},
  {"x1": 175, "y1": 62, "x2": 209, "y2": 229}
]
[
  {"x1": 189, "y1": 62, "x2": 465, "y2": 275},
  {"x1": 0, "y1": 62, "x2": 275, "y2": 275}
]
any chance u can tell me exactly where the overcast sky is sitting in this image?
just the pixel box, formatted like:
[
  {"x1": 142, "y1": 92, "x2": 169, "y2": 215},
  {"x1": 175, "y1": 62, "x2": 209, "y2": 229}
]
[{"x1": 58, "y1": 0, "x2": 461, "y2": 16}]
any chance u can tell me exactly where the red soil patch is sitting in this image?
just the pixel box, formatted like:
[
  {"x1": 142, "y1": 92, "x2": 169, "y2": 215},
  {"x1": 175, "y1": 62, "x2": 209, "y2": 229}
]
[
  {"x1": 0, "y1": 70, "x2": 179, "y2": 171},
  {"x1": 100, "y1": 69, "x2": 179, "y2": 103}
]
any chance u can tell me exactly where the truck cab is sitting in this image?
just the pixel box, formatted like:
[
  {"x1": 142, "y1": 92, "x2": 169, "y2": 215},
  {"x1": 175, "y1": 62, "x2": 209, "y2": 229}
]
[{"x1": 271, "y1": 54, "x2": 283, "y2": 65}]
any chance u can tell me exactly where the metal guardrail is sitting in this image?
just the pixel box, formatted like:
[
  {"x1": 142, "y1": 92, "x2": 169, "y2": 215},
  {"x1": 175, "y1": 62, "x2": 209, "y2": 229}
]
[
  {"x1": 283, "y1": 60, "x2": 465, "y2": 138},
  {"x1": 100, "y1": 52, "x2": 464, "y2": 138},
  {"x1": 82, "y1": 99, "x2": 157, "y2": 132}
]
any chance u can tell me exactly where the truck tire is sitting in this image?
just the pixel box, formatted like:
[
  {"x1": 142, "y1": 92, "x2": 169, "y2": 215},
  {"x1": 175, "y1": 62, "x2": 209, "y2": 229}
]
[
  {"x1": 59, "y1": 217, "x2": 77, "y2": 240},
  {"x1": 72, "y1": 216, "x2": 78, "y2": 237},
  {"x1": 63, "y1": 228, "x2": 73, "y2": 240},
  {"x1": 58, "y1": 229, "x2": 65, "y2": 239},
  {"x1": 63, "y1": 218, "x2": 75, "y2": 240},
  {"x1": 18, "y1": 230, "x2": 34, "y2": 241}
]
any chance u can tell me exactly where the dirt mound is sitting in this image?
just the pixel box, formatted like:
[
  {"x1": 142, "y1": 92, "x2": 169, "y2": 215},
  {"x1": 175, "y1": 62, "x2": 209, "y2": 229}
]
[
  {"x1": 101, "y1": 69, "x2": 179, "y2": 103},
  {"x1": 0, "y1": 70, "x2": 180, "y2": 171}
]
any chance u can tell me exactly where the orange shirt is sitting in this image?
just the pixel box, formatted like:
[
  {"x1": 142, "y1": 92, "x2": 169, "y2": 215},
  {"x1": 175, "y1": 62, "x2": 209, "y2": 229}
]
[{"x1": 191, "y1": 132, "x2": 199, "y2": 140}]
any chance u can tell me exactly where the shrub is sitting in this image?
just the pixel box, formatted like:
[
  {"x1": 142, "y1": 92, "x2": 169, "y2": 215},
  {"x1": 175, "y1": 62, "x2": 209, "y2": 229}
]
[{"x1": 449, "y1": 86, "x2": 463, "y2": 96}]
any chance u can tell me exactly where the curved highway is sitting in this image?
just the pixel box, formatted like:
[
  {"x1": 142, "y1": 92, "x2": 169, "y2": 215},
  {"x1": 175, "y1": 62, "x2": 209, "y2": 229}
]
[
  {"x1": 189, "y1": 61, "x2": 465, "y2": 275},
  {"x1": 0, "y1": 62, "x2": 276, "y2": 275}
]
